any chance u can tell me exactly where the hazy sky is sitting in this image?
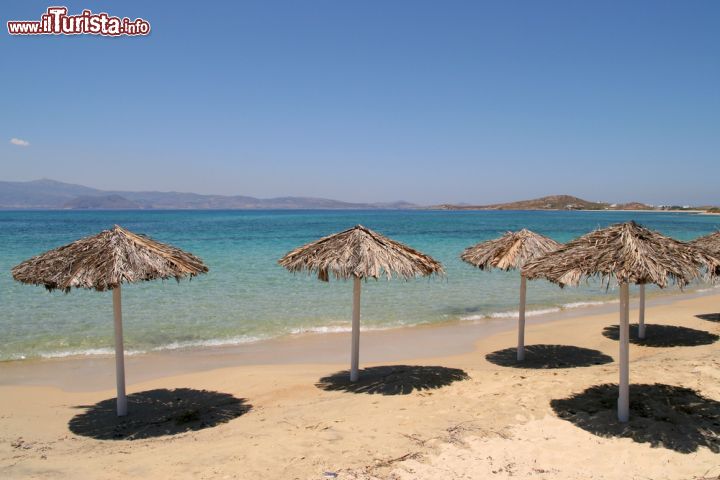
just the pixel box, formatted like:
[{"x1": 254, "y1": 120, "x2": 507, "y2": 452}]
[{"x1": 2, "y1": 1, "x2": 719, "y2": 205}]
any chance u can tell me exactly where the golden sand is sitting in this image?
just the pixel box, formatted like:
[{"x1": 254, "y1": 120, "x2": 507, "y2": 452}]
[{"x1": 1, "y1": 293, "x2": 718, "y2": 479}]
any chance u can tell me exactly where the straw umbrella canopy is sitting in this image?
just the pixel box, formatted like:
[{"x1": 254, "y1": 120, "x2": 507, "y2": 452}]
[
  {"x1": 461, "y1": 229, "x2": 561, "y2": 361},
  {"x1": 522, "y1": 221, "x2": 719, "y2": 422},
  {"x1": 12, "y1": 225, "x2": 208, "y2": 416},
  {"x1": 632, "y1": 231, "x2": 720, "y2": 341},
  {"x1": 691, "y1": 231, "x2": 720, "y2": 256},
  {"x1": 278, "y1": 225, "x2": 444, "y2": 381},
  {"x1": 690, "y1": 231, "x2": 720, "y2": 315}
]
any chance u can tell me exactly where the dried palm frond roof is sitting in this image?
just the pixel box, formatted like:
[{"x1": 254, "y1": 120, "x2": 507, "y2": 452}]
[
  {"x1": 12, "y1": 225, "x2": 208, "y2": 292},
  {"x1": 278, "y1": 225, "x2": 444, "y2": 281},
  {"x1": 461, "y1": 229, "x2": 561, "y2": 271},
  {"x1": 690, "y1": 231, "x2": 720, "y2": 256},
  {"x1": 522, "y1": 221, "x2": 719, "y2": 288}
]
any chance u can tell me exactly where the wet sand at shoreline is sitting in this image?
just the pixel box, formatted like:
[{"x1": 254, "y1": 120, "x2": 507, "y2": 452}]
[{"x1": 2, "y1": 287, "x2": 713, "y2": 391}]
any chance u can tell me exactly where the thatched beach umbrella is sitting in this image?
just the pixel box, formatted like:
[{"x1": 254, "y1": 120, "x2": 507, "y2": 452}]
[
  {"x1": 690, "y1": 230, "x2": 720, "y2": 313},
  {"x1": 522, "y1": 221, "x2": 718, "y2": 422},
  {"x1": 461, "y1": 229, "x2": 561, "y2": 361},
  {"x1": 691, "y1": 231, "x2": 720, "y2": 256},
  {"x1": 631, "y1": 231, "x2": 720, "y2": 340},
  {"x1": 12, "y1": 225, "x2": 208, "y2": 416},
  {"x1": 278, "y1": 225, "x2": 444, "y2": 382}
]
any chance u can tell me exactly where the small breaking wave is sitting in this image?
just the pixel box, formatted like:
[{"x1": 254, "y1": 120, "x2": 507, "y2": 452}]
[
  {"x1": 288, "y1": 324, "x2": 397, "y2": 335},
  {"x1": 461, "y1": 307, "x2": 561, "y2": 321},
  {"x1": 37, "y1": 347, "x2": 142, "y2": 359},
  {"x1": 15, "y1": 336, "x2": 267, "y2": 361},
  {"x1": 460, "y1": 299, "x2": 616, "y2": 322},
  {"x1": 561, "y1": 300, "x2": 617, "y2": 308},
  {"x1": 150, "y1": 335, "x2": 267, "y2": 351}
]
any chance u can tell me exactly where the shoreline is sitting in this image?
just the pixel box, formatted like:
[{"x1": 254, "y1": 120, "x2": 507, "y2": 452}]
[
  {"x1": 1, "y1": 290, "x2": 718, "y2": 479},
  {"x1": 3, "y1": 282, "x2": 718, "y2": 366},
  {"x1": 2, "y1": 285, "x2": 718, "y2": 392},
  {"x1": 425, "y1": 208, "x2": 713, "y2": 213}
]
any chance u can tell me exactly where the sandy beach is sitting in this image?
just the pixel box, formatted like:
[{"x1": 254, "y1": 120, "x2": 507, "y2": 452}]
[{"x1": 1, "y1": 291, "x2": 718, "y2": 480}]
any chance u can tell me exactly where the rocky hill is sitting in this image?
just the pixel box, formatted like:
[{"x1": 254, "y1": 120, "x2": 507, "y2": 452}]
[{"x1": 433, "y1": 195, "x2": 654, "y2": 211}]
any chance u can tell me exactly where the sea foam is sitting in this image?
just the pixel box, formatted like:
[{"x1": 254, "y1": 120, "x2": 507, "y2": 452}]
[{"x1": 460, "y1": 299, "x2": 615, "y2": 322}]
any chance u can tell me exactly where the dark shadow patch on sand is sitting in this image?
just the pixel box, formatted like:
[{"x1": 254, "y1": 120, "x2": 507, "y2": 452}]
[
  {"x1": 316, "y1": 365, "x2": 469, "y2": 395},
  {"x1": 485, "y1": 344, "x2": 613, "y2": 369},
  {"x1": 602, "y1": 324, "x2": 719, "y2": 347},
  {"x1": 69, "y1": 388, "x2": 252, "y2": 440},
  {"x1": 551, "y1": 383, "x2": 720, "y2": 453},
  {"x1": 695, "y1": 313, "x2": 720, "y2": 323}
]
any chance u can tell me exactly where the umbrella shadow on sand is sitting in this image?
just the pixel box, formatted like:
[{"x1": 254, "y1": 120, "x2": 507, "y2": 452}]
[
  {"x1": 695, "y1": 313, "x2": 720, "y2": 323},
  {"x1": 602, "y1": 324, "x2": 719, "y2": 347},
  {"x1": 316, "y1": 365, "x2": 470, "y2": 395},
  {"x1": 69, "y1": 388, "x2": 252, "y2": 440},
  {"x1": 485, "y1": 345, "x2": 613, "y2": 369},
  {"x1": 551, "y1": 383, "x2": 720, "y2": 453}
]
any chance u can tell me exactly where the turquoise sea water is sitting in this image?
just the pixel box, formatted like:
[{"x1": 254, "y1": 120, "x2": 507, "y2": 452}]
[{"x1": 0, "y1": 210, "x2": 718, "y2": 361}]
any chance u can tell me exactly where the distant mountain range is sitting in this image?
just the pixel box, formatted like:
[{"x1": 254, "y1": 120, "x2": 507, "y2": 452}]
[
  {"x1": 0, "y1": 179, "x2": 417, "y2": 210},
  {"x1": 0, "y1": 180, "x2": 713, "y2": 212}
]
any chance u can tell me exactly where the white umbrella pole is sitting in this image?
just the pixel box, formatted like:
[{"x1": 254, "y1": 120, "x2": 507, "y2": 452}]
[
  {"x1": 618, "y1": 282, "x2": 630, "y2": 422},
  {"x1": 113, "y1": 286, "x2": 128, "y2": 417},
  {"x1": 350, "y1": 276, "x2": 362, "y2": 382},
  {"x1": 517, "y1": 275, "x2": 527, "y2": 361},
  {"x1": 638, "y1": 284, "x2": 646, "y2": 339}
]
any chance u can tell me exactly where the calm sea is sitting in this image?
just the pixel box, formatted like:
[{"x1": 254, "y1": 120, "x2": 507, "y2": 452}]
[{"x1": 1, "y1": 210, "x2": 718, "y2": 361}]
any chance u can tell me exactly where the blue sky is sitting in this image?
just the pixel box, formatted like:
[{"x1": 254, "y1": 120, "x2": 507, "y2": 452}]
[{"x1": 2, "y1": 1, "x2": 719, "y2": 205}]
